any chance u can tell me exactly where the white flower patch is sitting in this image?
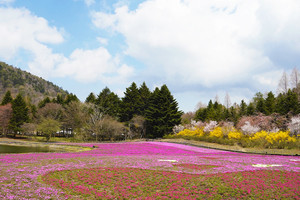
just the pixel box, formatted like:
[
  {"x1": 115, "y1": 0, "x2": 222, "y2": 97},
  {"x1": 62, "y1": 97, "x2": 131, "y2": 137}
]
[
  {"x1": 290, "y1": 159, "x2": 300, "y2": 162},
  {"x1": 252, "y1": 164, "x2": 282, "y2": 168},
  {"x1": 158, "y1": 159, "x2": 178, "y2": 163}
]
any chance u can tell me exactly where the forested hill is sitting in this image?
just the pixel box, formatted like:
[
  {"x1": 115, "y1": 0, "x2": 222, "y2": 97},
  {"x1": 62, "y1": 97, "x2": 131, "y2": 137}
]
[{"x1": 0, "y1": 61, "x2": 68, "y2": 105}]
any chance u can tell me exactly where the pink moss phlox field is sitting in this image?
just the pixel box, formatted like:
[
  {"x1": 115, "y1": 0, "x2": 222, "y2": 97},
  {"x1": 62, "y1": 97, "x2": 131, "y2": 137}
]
[{"x1": 0, "y1": 142, "x2": 299, "y2": 199}]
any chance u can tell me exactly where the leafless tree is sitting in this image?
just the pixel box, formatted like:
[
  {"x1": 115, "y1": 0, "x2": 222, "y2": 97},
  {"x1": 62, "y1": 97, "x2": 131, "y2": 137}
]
[
  {"x1": 214, "y1": 94, "x2": 220, "y2": 104},
  {"x1": 277, "y1": 71, "x2": 289, "y2": 94},
  {"x1": 195, "y1": 101, "x2": 206, "y2": 111},
  {"x1": 0, "y1": 104, "x2": 13, "y2": 136},
  {"x1": 84, "y1": 103, "x2": 107, "y2": 141},
  {"x1": 224, "y1": 92, "x2": 231, "y2": 109},
  {"x1": 290, "y1": 67, "x2": 299, "y2": 89}
]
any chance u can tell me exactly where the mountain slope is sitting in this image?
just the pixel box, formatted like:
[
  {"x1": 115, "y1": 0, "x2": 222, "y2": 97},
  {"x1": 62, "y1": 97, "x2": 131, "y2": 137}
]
[{"x1": 0, "y1": 61, "x2": 68, "y2": 104}]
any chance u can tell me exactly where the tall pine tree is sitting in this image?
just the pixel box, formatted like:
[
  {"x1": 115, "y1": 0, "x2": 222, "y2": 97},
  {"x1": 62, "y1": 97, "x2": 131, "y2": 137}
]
[
  {"x1": 145, "y1": 85, "x2": 182, "y2": 138},
  {"x1": 120, "y1": 82, "x2": 142, "y2": 122},
  {"x1": 1, "y1": 90, "x2": 13, "y2": 105},
  {"x1": 96, "y1": 87, "x2": 121, "y2": 118},
  {"x1": 139, "y1": 82, "x2": 151, "y2": 116},
  {"x1": 9, "y1": 94, "x2": 29, "y2": 135},
  {"x1": 265, "y1": 91, "x2": 275, "y2": 115}
]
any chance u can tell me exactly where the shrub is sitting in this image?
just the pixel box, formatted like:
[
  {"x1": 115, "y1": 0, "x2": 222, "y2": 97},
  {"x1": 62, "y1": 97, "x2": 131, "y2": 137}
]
[
  {"x1": 228, "y1": 130, "x2": 243, "y2": 140},
  {"x1": 241, "y1": 121, "x2": 260, "y2": 135},
  {"x1": 204, "y1": 121, "x2": 218, "y2": 133},
  {"x1": 288, "y1": 115, "x2": 300, "y2": 136},
  {"x1": 209, "y1": 127, "x2": 223, "y2": 138}
]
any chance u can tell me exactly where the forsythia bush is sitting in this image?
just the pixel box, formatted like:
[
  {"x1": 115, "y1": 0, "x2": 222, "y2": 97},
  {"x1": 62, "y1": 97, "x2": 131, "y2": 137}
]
[
  {"x1": 209, "y1": 127, "x2": 223, "y2": 138},
  {"x1": 177, "y1": 128, "x2": 205, "y2": 137},
  {"x1": 265, "y1": 131, "x2": 296, "y2": 144},
  {"x1": 172, "y1": 126, "x2": 298, "y2": 149},
  {"x1": 228, "y1": 129, "x2": 243, "y2": 140},
  {"x1": 250, "y1": 130, "x2": 269, "y2": 141}
]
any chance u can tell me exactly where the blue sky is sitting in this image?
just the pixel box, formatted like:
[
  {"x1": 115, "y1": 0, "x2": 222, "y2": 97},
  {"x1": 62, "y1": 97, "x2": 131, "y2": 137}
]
[{"x1": 0, "y1": 0, "x2": 299, "y2": 112}]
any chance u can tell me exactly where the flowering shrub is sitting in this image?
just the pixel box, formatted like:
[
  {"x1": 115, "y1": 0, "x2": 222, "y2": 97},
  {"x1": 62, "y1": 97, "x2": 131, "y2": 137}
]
[
  {"x1": 241, "y1": 121, "x2": 260, "y2": 135},
  {"x1": 288, "y1": 116, "x2": 300, "y2": 136},
  {"x1": 237, "y1": 114, "x2": 277, "y2": 132},
  {"x1": 172, "y1": 124, "x2": 184, "y2": 134},
  {"x1": 209, "y1": 127, "x2": 223, "y2": 138},
  {"x1": 265, "y1": 131, "x2": 296, "y2": 144},
  {"x1": 250, "y1": 130, "x2": 269, "y2": 141},
  {"x1": 204, "y1": 121, "x2": 218, "y2": 133},
  {"x1": 171, "y1": 126, "x2": 299, "y2": 149},
  {"x1": 228, "y1": 130, "x2": 243, "y2": 140},
  {"x1": 177, "y1": 128, "x2": 205, "y2": 138}
]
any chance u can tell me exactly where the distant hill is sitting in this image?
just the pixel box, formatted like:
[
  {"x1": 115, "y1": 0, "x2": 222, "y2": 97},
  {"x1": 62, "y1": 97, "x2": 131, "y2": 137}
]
[{"x1": 0, "y1": 61, "x2": 68, "y2": 105}]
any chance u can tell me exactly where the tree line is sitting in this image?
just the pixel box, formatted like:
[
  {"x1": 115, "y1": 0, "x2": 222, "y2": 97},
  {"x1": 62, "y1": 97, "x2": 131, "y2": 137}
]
[
  {"x1": 191, "y1": 68, "x2": 300, "y2": 126},
  {"x1": 0, "y1": 82, "x2": 182, "y2": 141}
]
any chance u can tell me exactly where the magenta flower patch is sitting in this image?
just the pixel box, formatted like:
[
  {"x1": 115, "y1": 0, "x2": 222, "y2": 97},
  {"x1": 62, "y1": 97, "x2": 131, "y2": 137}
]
[{"x1": 0, "y1": 142, "x2": 299, "y2": 199}]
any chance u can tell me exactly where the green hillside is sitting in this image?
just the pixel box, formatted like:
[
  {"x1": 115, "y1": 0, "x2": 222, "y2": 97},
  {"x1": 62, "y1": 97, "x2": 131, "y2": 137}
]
[{"x1": 0, "y1": 61, "x2": 68, "y2": 105}]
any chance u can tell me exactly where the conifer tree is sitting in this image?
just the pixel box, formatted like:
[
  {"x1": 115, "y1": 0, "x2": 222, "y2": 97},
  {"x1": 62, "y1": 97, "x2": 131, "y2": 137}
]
[
  {"x1": 85, "y1": 92, "x2": 96, "y2": 103},
  {"x1": 145, "y1": 85, "x2": 182, "y2": 138},
  {"x1": 96, "y1": 87, "x2": 121, "y2": 118},
  {"x1": 38, "y1": 97, "x2": 51, "y2": 108},
  {"x1": 247, "y1": 102, "x2": 255, "y2": 115},
  {"x1": 53, "y1": 94, "x2": 64, "y2": 105},
  {"x1": 139, "y1": 82, "x2": 151, "y2": 116},
  {"x1": 120, "y1": 82, "x2": 142, "y2": 122},
  {"x1": 64, "y1": 93, "x2": 79, "y2": 104},
  {"x1": 1, "y1": 90, "x2": 13, "y2": 105},
  {"x1": 239, "y1": 100, "x2": 247, "y2": 117},
  {"x1": 265, "y1": 91, "x2": 275, "y2": 115},
  {"x1": 9, "y1": 94, "x2": 29, "y2": 135}
]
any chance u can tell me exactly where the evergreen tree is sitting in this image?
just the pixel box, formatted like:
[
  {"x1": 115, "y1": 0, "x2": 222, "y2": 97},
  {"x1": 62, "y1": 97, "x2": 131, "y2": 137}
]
[
  {"x1": 206, "y1": 100, "x2": 216, "y2": 121},
  {"x1": 247, "y1": 102, "x2": 255, "y2": 115},
  {"x1": 145, "y1": 85, "x2": 182, "y2": 138},
  {"x1": 9, "y1": 94, "x2": 29, "y2": 135},
  {"x1": 96, "y1": 87, "x2": 121, "y2": 118},
  {"x1": 53, "y1": 94, "x2": 64, "y2": 105},
  {"x1": 285, "y1": 89, "x2": 299, "y2": 114},
  {"x1": 85, "y1": 92, "x2": 96, "y2": 103},
  {"x1": 275, "y1": 93, "x2": 286, "y2": 115},
  {"x1": 239, "y1": 100, "x2": 247, "y2": 117},
  {"x1": 38, "y1": 97, "x2": 51, "y2": 108},
  {"x1": 139, "y1": 82, "x2": 151, "y2": 116},
  {"x1": 64, "y1": 93, "x2": 79, "y2": 104},
  {"x1": 265, "y1": 91, "x2": 275, "y2": 115},
  {"x1": 276, "y1": 90, "x2": 299, "y2": 115},
  {"x1": 195, "y1": 107, "x2": 207, "y2": 122},
  {"x1": 1, "y1": 90, "x2": 13, "y2": 105},
  {"x1": 256, "y1": 97, "x2": 266, "y2": 114},
  {"x1": 120, "y1": 82, "x2": 142, "y2": 122}
]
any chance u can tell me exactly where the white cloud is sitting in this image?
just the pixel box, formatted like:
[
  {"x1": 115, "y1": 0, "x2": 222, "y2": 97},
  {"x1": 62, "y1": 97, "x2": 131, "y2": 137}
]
[
  {"x1": 84, "y1": 0, "x2": 95, "y2": 7},
  {"x1": 92, "y1": 0, "x2": 300, "y2": 90},
  {"x1": 0, "y1": 6, "x2": 134, "y2": 84},
  {"x1": 0, "y1": 0, "x2": 14, "y2": 5},
  {"x1": 0, "y1": 7, "x2": 63, "y2": 60}
]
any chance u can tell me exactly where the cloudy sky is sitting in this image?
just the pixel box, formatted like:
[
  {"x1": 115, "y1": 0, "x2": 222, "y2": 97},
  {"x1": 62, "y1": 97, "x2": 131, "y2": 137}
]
[{"x1": 0, "y1": 0, "x2": 299, "y2": 112}]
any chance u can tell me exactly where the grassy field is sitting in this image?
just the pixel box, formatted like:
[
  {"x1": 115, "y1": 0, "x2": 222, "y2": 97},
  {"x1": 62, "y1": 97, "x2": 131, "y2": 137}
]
[{"x1": 0, "y1": 139, "x2": 299, "y2": 199}]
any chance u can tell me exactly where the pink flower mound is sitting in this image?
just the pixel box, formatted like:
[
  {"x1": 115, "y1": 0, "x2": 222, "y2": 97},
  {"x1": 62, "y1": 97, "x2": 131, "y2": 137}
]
[{"x1": 0, "y1": 142, "x2": 299, "y2": 199}]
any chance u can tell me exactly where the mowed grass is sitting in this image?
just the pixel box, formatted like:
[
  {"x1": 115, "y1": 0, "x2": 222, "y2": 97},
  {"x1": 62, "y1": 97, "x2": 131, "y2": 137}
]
[{"x1": 42, "y1": 167, "x2": 300, "y2": 200}]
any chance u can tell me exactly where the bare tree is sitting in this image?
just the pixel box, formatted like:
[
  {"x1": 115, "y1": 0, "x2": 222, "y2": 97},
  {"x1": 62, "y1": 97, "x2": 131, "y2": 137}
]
[
  {"x1": 290, "y1": 67, "x2": 299, "y2": 89},
  {"x1": 224, "y1": 92, "x2": 231, "y2": 109},
  {"x1": 214, "y1": 94, "x2": 220, "y2": 104},
  {"x1": 0, "y1": 104, "x2": 13, "y2": 136},
  {"x1": 84, "y1": 103, "x2": 107, "y2": 141},
  {"x1": 195, "y1": 101, "x2": 206, "y2": 111},
  {"x1": 277, "y1": 71, "x2": 289, "y2": 94}
]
